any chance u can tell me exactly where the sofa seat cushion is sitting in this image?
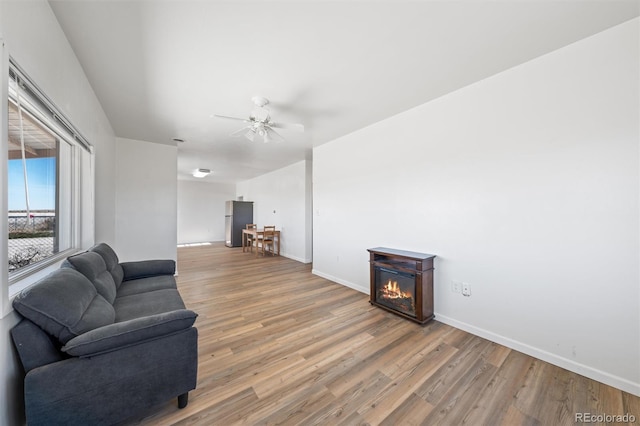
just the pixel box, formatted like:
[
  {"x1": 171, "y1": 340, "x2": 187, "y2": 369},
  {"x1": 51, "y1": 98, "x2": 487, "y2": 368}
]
[
  {"x1": 113, "y1": 289, "x2": 186, "y2": 323},
  {"x1": 116, "y1": 275, "x2": 177, "y2": 298},
  {"x1": 64, "y1": 251, "x2": 117, "y2": 304},
  {"x1": 13, "y1": 269, "x2": 115, "y2": 344}
]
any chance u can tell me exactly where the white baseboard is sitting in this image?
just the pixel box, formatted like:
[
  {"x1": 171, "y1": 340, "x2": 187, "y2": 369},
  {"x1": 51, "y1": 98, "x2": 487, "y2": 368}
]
[
  {"x1": 311, "y1": 269, "x2": 369, "y2": 294},
  {"x1": 309, "y1": 271, "x2": 640, "y2": 397},
  {"x1": 281, "y1": 253, "x2": 312, "y2": 264},
  {"x1": 435, "y1": 313, "x2": 640, "y2": 397}
]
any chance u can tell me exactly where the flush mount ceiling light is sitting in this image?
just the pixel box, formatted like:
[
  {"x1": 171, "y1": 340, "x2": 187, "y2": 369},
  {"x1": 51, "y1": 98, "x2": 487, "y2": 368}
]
[{"x1": 192, "y1": 168, "x2": 211, "y2": 178}]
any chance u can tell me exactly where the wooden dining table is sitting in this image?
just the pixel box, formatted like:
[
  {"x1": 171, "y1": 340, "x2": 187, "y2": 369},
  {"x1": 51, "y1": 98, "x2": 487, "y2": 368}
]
[{"x1": 242, "y1": 228, "x2": 281, "y2": 256}]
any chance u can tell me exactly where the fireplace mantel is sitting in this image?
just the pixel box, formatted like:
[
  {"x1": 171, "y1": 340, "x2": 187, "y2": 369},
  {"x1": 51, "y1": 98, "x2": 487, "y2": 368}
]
[{"x1": 368, "y1": 247, "x2": 436, "y2": 325}]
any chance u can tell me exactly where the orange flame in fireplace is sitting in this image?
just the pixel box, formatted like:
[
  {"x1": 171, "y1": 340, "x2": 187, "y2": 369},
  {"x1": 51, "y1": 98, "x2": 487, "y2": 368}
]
[{"x1": 380, "y1": 279, "x2": 412, "y2": 299}]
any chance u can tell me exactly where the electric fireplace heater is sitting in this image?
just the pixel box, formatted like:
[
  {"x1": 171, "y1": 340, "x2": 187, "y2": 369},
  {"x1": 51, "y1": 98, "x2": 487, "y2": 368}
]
[{"x1": 368, "y1": 247, "x2": 436, "y2": 325}]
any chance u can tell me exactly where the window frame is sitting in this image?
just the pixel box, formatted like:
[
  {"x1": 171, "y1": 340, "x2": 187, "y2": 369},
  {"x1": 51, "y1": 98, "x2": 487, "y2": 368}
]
[
  {"x1": 2, "y1": 54, "x2": 95, "y2": 316},
  {"x1": 1, "y1": 38, "x2": 9, "y2": 316},
  {"x1": 7, "y1": 86, "x2": 76, "y2": 280}
]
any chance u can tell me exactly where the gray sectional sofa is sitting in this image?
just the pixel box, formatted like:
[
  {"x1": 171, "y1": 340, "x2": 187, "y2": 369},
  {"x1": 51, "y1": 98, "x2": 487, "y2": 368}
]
[{"x1": 10, "y1": 243, "x2": 198, "y2": 426}]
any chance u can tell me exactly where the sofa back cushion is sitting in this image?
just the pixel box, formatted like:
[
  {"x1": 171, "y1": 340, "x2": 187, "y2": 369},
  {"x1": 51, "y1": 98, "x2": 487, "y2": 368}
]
[
  {"x1": 64, "y1": 251, "x2": 117, "y2": 304},
  {"x1": 13, "y1": 268, "x2": 115, "y2": 344},
  {"x1": 90, "y1": 243, "x2": 124, "y2": 289}
]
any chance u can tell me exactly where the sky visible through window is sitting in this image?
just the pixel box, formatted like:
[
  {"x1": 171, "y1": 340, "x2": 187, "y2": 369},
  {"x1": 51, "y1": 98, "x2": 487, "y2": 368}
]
[{"x1": 8, "y1": 157, "x2": 56, "y2": 211}]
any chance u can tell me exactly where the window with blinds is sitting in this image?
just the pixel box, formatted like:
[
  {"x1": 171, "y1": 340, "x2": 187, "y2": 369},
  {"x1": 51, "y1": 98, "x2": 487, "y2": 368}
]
[{"x1": 7, "y1": 58, "x2": 94, "y2": 285}]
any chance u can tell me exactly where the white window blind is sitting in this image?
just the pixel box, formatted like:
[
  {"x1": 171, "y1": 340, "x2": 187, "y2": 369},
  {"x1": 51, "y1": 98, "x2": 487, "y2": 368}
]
[{"x1": 4, "y1": 56, "x2": 95, "y2": 307}]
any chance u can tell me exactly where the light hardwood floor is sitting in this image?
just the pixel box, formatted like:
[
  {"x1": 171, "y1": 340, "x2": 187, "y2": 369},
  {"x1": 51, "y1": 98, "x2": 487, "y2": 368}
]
[{"x1": 132, "y1": 243, "x2": 640, "y2": 426}]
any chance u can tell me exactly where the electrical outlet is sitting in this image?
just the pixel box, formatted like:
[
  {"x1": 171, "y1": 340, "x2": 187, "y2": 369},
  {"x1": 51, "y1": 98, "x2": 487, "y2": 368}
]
[
  {"x1": 462, "y1": 282, "x2": 471, "y2": 297},
  {"x1": 451, "y1": 280, "x2": 462, "y2": 293}
]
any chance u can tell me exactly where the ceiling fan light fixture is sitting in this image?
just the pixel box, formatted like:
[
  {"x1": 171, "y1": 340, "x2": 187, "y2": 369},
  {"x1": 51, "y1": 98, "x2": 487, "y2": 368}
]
[
  {"x1": 214, "y1": 96, "x2": 305, "y2": 144},
  {"x1": 193, "y1": 168, "x2": 211, "y2": 178},
  {"x1": 251, "y1": 96, "x2": 269, "y2": 108}
]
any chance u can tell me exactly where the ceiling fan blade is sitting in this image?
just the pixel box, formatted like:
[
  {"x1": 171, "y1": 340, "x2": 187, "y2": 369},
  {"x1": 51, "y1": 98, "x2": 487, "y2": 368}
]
[
  {"x1": 245, "y1": 129, "x2": 256, "y2": 142},
  {"x1": 265, "y1": 127, "x2": 285, "y2": 143},
  {"x1": 213, "y1": 114, "x2": 250, "y2": 123},
  {"x1": 269, "y1": 122, "x2": 304, "y2": 132},
  {"x1": 229, "y1": 126, "x2": 251, "y2": 137}
]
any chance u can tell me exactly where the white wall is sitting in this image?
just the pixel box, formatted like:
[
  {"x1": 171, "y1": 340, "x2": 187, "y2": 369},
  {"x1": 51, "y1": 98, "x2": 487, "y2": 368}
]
[
  {"x1": 0, "y1": 46, "x2": 176, "y2": 426},
  {"x1": 0, "y1": 1, "x2": 116, "y2": 247},
  {"x1": 237, "y1": 160, "x2": 312, "y2": 263},
  {"x1": 305, "y1": 159, "x2": 313, "y2": 260},
  {"x1": 177, "y1": 179, "x2": 235, "y2": 244},
  {"x1": 0, "y1": 1, "x2": 118, "y2": 424},
  {"x1": 313, "y1": 19, "x2": 639, "y2": 396},
  {"x1": 115, "y1": 137, "x2": 177, "y2": 261}
]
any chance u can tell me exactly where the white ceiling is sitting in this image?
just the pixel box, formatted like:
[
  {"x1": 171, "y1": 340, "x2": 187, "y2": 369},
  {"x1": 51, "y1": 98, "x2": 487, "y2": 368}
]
[{"x1": 48, "y1": 0, "x2": 639, "y2": 184}]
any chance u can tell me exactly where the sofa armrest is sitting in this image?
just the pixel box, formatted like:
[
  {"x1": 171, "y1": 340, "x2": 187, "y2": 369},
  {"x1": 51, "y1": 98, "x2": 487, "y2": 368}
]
[
  {"x1": 11, "y1": 319, "x2": 65, "y2": 373},
  {"x1": 61, "y1": 309, "x2": 197, "y2": 357},
  {"x1": 121, "y1": 259, "x2": 175, "y2": 280}
]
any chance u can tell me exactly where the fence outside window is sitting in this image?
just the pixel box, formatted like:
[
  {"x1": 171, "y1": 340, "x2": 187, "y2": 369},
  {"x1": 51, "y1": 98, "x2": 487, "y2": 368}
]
[{"x1": 8, "y1": 213, "x2": 55, "y2": 272}]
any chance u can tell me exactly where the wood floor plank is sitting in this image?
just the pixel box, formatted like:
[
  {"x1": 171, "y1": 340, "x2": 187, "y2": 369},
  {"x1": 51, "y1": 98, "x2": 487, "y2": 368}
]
[
  {"x1": 359, "y1": 342, "x2": 458, "y2": 424},
  {"x1": 499, "y1": 405, "x2": 541, "y2": 426},
  {"x1": 378, "y1": 392, "x2": 435, "y2": 426},
  {"x1": 415, "y1": 335, "x2": 494, "y2": 404},
  {"x1": 129, "y1": 243, "x2": 640, "y2": 426},
  {"x1": 251, "y1": 331, "x2": 374, "y2": 400},
  {"x1": 327, "y1": 327, "x2": 431, "y2": 397},
  {"x1": 305, "y1": 370, "x2": 393, "y2": 425},
  {"x1": 460, "y1": 351, "x2": 539, "y2": 426},
  {"x1": 419, "y1": 358, "x2": 499, "y2": 425},
  {"x1": 624, "y1": 392, "x2": 640, "y2": 424}
]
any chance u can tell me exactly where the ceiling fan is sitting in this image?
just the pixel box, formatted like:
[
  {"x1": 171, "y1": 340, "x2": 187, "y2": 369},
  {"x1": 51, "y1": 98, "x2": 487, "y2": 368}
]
[{"x1": 213, "y1": 96, "x2": 304, "y2": 143}]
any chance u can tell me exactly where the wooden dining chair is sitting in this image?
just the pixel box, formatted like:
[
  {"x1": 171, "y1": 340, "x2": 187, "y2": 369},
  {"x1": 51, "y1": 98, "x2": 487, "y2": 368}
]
[
  {"x1": 258, "y1": 225, "x2": 276, "y2": 256},
  {"x1": 245, "y1": 224, "x2": 257, "y2": 252}
]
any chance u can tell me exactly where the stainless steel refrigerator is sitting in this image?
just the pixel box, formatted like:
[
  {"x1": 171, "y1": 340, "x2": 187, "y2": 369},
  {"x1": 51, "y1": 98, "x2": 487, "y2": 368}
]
[{"x1": 225, "y1": 201, "x2": 254, "y2": 247}]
